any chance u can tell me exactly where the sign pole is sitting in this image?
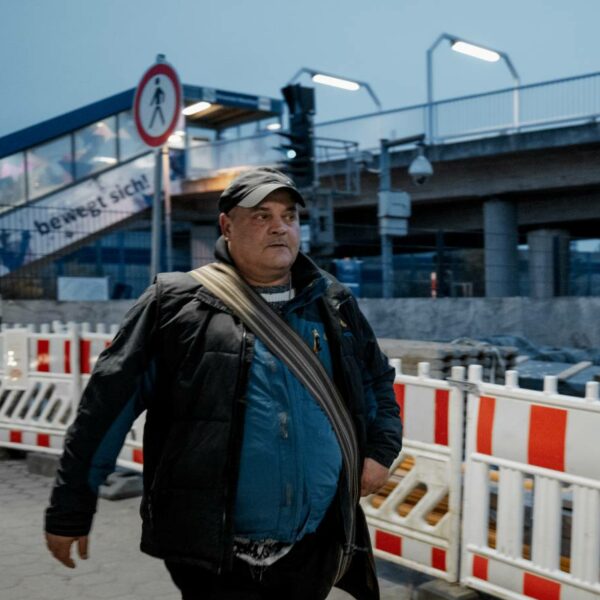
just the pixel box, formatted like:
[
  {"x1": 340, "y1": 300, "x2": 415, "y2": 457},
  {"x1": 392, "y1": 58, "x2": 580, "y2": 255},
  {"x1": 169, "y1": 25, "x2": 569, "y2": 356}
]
[
  {"x1": 150, "y1": 147, "x2": 163, "y2": 280},
  {"x1": 162, "y1": 145, "x2": 173, "y2": 272},
  {"x1": 133, "y1": 54, "x2": 182, "y2": 283}
]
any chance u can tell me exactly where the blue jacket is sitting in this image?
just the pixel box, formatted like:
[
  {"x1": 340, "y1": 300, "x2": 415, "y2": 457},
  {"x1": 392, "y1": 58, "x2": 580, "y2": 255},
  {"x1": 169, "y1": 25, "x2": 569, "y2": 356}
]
[{"x1": 235, "y1": 275, "x2": 346, "y2": 542}]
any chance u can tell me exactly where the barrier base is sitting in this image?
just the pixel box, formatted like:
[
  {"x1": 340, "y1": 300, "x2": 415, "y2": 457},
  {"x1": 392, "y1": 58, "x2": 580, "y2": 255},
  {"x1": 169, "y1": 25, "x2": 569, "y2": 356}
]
[
  {"x1": 99, "y1": 471, "x2": 143, "y2": 500},
  {"x1": 27, "y1": 452, "x2": 59, "y2": 477},
  {"x1": 414, "y1": 580, "x2": 481, "y2": 600}
]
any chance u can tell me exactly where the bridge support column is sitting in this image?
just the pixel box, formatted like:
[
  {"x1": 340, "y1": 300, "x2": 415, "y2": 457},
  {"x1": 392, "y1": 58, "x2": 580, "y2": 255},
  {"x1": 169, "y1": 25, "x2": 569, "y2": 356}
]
[
  {"x1": 484, "y1": 199, "x2": 519, "y2": 297},
  {"x1": 190, "y1": 225, "x2": 218, "y2": 268},
  {"x1": 527, "y1": 228, "x2": 570, "y2": 298}
]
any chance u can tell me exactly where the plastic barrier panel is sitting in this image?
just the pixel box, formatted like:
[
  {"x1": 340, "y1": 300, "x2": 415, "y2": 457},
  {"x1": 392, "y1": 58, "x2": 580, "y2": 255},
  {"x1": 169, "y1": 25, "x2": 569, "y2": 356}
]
[
  {"x1": 362, "y1": 360, "x2": 465, "y2": 582},
  {"x1": 461, "y1": 366, "x2": 600, "y2": 600},
  {"x1": 0, "y1": 323, "x2": 141, "y2": 474}
]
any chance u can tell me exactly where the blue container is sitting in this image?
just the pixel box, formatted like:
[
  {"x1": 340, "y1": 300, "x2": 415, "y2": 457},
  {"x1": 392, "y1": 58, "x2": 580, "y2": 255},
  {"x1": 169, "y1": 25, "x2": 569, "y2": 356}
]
[{"x1": 333, "y1": 258, "x2": 363, "y2": 297}]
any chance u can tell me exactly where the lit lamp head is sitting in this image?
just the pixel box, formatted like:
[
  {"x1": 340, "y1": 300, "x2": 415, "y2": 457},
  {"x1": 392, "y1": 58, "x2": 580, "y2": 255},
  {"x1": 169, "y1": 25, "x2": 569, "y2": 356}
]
[{"x1": 450, "y1": 39, "x2": 501, "y2": 63}]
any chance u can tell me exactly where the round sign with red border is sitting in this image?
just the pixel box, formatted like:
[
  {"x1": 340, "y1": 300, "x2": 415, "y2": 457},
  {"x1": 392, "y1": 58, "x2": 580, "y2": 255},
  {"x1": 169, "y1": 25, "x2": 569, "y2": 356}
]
[{"x1": 133, "y1": 62, "x2": 182, "y2": 147}]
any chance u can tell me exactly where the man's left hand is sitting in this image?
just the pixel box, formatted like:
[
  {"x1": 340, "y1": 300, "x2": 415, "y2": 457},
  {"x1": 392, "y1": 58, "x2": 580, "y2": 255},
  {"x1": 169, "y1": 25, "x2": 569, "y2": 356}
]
[{"x1": 360, "y1": 458, "x2": 390, "y2": 497}]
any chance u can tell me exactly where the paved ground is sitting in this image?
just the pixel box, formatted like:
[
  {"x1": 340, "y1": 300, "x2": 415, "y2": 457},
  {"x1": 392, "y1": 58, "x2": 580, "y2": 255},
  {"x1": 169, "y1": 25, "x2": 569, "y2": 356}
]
[{"x1": 0, "y1": 455, "x2": 427, "y2": 600}]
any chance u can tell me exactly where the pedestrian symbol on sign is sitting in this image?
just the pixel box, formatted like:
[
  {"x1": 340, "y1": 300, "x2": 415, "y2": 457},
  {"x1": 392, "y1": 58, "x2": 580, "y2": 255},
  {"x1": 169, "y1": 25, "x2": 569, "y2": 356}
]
[
  {"x1": 133, "y1": 58, "x2": 182, "y2": 148},
  {"x1": 149, "y1": 78, "x2": 166, "y2": 129}
]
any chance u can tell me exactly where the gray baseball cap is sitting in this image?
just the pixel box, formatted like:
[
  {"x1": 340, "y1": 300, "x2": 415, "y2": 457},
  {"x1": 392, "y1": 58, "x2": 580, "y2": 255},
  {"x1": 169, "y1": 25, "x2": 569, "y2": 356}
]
[{"x1": 218, "y1": 167, "x2": 305, "y2": 213}]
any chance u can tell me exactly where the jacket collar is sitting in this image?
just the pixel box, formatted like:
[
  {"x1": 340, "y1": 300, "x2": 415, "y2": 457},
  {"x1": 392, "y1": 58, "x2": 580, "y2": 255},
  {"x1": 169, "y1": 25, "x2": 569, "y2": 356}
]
[{"x1": 202, "y1": 235, "x2": 352, "y2": 313}]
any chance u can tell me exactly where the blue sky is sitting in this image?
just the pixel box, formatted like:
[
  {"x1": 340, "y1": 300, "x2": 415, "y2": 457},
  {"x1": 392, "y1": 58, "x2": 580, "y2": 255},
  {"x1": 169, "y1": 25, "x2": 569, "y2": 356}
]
[{"x1": 1, "y1": 0, "x2": 598, "y2": 136}]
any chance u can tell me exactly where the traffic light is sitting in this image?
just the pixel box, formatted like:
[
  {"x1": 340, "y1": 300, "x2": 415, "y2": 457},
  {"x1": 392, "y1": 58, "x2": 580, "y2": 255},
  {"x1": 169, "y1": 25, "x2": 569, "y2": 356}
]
[{"x1": 278, "y1": 84, "x2": 315, "y2": 189}]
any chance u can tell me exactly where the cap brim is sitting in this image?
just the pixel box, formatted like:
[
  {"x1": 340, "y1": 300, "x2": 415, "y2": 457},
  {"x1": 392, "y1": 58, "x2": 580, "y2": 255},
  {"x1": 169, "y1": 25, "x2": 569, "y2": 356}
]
[{"x1": 236, "y1": 183, "x2": 305, "y2": 208}]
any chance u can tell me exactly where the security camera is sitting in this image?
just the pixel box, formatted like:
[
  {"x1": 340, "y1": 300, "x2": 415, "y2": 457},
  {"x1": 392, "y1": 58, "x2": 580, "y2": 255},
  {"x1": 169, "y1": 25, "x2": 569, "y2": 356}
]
[{"x1": 408, "y1": 147, "x2": 433, "y2": 186}]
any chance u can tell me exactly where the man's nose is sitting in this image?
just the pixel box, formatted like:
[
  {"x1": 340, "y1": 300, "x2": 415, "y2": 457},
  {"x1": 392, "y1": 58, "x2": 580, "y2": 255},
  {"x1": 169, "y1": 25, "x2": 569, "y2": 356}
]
[{"x1": 269, "y1": 216, "x2": 287, "y2": 233}]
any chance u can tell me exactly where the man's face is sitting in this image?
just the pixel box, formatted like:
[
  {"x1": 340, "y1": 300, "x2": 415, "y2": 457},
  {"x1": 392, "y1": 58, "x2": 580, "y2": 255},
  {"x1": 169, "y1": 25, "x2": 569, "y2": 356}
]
[{"x1": 219, "y1": 189, "x2": 301, "y2": 286}]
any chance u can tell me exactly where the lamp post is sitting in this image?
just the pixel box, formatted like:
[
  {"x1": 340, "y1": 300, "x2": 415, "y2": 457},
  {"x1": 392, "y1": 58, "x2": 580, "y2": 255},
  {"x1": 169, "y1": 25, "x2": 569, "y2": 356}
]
[
  {"x1": 426, "y1": 33, "x2": 520, "y2": 142},
  {"x1": 288, "y1": 67, "x2": 382, "y2": 111}
]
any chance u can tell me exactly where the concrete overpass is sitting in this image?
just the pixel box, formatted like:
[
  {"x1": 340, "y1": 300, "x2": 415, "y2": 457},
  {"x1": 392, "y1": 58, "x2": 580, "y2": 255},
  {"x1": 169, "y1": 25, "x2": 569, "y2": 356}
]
[{"x1": 178, "y1": 71, "x2": 600, "y2": 299}]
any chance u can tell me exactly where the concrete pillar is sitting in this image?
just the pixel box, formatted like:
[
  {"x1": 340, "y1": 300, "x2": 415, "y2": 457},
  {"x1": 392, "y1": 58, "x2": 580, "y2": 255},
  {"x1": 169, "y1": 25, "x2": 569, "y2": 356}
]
[
  {"x1": 190, "y1": 224, "x2": 218, "y2": 268},
  {"x1": 484, "y1": 199, "x2": 519, "y2": 297},
  {"x1": 527, "y1": 228, "x2": 570, "y2": 298}
]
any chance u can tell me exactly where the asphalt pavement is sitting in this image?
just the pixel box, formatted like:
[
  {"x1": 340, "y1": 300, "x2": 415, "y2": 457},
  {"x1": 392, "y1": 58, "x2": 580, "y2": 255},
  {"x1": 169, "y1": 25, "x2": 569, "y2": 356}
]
[{"x1": 0, "y1": 454, "x2": 421, "y2": 600}]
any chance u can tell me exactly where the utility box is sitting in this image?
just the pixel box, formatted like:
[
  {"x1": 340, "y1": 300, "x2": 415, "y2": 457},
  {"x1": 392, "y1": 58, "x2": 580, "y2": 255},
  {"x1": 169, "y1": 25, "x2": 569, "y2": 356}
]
[
  {"x1": 378, "y1": 191, "x2": 411, "y2": 218},
  {"x1": 58, "y1": 277, "x2": 110, "y2": 301},
  {"x1": 378, "y1": 191, "x2": 411, "y2": 236}
]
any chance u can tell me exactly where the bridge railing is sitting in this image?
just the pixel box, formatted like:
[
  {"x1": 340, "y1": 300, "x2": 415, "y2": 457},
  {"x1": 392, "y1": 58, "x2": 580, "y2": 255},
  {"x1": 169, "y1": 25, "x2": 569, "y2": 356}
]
[
  {"x1": 186, "y1": 132, "x2": 283, "y2": 179},
  {"x1": 316, "y1": 70, "x2": 600, "y2": 149}
]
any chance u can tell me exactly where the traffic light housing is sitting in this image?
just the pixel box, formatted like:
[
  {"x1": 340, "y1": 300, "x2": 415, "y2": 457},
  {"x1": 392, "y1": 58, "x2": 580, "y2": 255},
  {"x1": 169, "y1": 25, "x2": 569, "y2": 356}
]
[{"x1": 278, "y1": 84, "x2": 315, "y2": 189}]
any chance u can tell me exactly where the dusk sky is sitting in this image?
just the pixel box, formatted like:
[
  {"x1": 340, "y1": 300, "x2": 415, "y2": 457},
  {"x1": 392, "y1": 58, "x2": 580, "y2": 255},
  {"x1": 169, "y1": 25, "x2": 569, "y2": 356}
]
[{"x1": 1, "y1": 0, "x2": 598, "y2": 136}]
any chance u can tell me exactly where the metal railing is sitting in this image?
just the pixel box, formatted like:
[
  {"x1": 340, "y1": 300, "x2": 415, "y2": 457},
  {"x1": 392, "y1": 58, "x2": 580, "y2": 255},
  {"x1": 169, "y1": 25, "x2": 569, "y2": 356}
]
[
  {"x1": 186, "y1": 131, "x2": 361, "y2": 195},
  {"x1": 315, "y1": 70, "x2": 600, "y2": 149},
  {"x1": 186, "y1": 132, "x2": 283, "y2": 179}
]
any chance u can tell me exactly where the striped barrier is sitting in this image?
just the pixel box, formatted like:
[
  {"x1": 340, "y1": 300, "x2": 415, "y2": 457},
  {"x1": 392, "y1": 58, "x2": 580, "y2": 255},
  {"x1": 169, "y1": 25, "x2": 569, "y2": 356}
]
[
  {"x1": 362, "y1": 360, "x2": 465, "y2": 582},
  {"x1": 461, "y1": 366, "x2": 600, "y2": 599},
  {"x1": 0, "y1": 322, "x2": 143, "y2": 473},
  {"x1": 2, "y1": 326, "x2": 600, "y2": 599}
]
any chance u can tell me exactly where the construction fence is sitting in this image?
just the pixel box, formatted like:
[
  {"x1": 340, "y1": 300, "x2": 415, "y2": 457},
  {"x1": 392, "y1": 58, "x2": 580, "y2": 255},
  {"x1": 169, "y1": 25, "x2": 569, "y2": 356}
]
[{"x1": 0, "y1": 323, "x2": 599, "y2": 598}]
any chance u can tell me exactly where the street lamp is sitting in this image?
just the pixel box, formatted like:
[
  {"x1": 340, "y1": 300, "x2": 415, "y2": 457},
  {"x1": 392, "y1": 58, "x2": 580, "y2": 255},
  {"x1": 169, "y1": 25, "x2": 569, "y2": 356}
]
[
  {"x1": 288, "y1": 67, "x2": 382, "y2": 111},
  {"x1": 426, "y1": 33, "x2": 520, "y2": 142}
]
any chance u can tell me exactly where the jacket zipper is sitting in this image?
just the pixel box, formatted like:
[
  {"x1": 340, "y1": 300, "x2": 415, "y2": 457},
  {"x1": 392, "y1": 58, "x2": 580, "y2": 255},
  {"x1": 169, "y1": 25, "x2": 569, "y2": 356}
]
[{"x1": 218, "y1": 324, "x2": 251, "y2": 573}]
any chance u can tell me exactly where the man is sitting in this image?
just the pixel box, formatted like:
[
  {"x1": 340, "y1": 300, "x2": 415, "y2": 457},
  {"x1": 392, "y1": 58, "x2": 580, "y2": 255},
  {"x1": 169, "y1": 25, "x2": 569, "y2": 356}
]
[{"x1": 45, "y1": 167, "x2": 402, "y2": 599}]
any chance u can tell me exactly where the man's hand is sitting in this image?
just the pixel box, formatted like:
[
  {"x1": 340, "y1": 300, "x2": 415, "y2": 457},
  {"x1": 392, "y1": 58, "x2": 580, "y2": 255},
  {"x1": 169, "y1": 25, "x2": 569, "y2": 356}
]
[
  {"x1": 45, "y1": 533, "x2": 89, "y2": 568},
  {"x1": 360, "y1": 458, "x2": 390, "y2": 497}
]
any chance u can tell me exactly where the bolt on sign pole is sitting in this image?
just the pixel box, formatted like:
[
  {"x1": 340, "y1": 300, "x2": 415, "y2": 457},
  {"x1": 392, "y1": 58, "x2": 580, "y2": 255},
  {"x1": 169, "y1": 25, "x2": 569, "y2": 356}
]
[{"x1": 133, "y1": 54, "x2": 182, "y2": 282}]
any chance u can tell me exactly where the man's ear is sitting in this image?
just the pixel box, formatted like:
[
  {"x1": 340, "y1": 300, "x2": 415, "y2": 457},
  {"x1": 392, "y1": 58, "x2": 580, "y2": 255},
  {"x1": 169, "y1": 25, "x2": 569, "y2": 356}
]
[{"x1": 219, "y1": 212, "x2": 231, "y2": 239}]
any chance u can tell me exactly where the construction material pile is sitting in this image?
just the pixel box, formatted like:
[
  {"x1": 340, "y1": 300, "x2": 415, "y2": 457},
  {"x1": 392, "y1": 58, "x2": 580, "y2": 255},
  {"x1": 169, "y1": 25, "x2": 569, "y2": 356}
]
[{"x1": 377, "y1": 338, "x2": 518, "y2": 382}]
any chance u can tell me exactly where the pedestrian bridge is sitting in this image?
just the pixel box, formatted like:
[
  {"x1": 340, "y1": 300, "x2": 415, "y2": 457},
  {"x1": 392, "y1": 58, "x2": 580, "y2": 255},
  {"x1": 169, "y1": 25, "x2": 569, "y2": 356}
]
[{"x1": 0, "y1": 84, "x2": 283, "y2": 282}]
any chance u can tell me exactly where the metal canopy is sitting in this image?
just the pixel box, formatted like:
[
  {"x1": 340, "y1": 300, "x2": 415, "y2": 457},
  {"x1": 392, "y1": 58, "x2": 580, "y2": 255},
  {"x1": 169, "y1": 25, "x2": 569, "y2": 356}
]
[
  {"x1": 182, "y1": 84, "x2": 282, "y2": 129},
  {"x1": 0, "y1": 84, "x2": 283, "y2": 158}
]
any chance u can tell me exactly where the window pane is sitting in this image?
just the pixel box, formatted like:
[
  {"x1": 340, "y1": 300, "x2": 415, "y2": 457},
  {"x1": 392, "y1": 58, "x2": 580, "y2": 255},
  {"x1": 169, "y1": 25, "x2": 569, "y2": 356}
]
[
  {"x1": 74, "y1": 117, "x2": 118, "y2": 179},
  {"x1": 27, "y1": 136, "x2": 73, "y2": 199},
  {"x1": 118, "y1": 110, "x2": 147, "y2": 160},
  {"x1": 0, "y1": 153, "x2": 26, "y2": 211}
]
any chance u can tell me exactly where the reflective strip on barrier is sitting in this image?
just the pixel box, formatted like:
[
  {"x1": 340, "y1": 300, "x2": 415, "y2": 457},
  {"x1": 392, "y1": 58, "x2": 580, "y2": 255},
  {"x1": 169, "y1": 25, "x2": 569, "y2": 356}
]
[
  {"x1": 370, "y1": 525, "x2": 448, "y2": 575},
  {"x1": 0, "y1": 426, "x2": 65, "y2": 453},
  {"x1": 393, "y1": 380, "x2": 450, "y2": 446},
  {"x1": 28, "y1": 336, "x2": 72, "y2": 374},
  {"x1": 474, "y1": 392, "x2": 600, "y2": 480},
  {"x1": 80, "y1": 336, "x2": 111, "y2": 374}
]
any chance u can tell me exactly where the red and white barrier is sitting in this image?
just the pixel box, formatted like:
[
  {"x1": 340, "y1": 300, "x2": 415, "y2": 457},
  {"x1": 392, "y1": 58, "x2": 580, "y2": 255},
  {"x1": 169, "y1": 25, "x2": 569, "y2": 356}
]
[
  {"x1": 461, "y1": 366, "x2": 600, "y2": 600},
  {"x1": 363, "y1": 360, "x2": 465, "y2": 582},
  {"x1": 0, "y1": 323, "x2": 132, "y2": 466},
  {"x1": 79, "y1": 322, "x2": 116, "y2": 380},
  {"x1": 3, "y1": 326, "x2": 600, "y2": 599}
]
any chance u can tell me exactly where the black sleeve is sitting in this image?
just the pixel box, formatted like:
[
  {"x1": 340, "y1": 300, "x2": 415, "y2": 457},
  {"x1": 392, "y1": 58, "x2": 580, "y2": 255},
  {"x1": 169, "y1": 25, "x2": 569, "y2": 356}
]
[
  {"x1": 344, "y1": 298, "x2": 403, "y2": 468},
  {"x1": 45, "y1": 282, "x2": 159, "y2": 536}
]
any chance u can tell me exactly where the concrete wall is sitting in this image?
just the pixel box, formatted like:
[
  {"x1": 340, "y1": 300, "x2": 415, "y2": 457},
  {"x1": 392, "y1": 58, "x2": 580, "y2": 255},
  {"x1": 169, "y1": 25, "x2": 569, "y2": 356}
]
[
  {"x1": 1, "y1": 300, "x2": 135, "y2": 328},
  {"x1": 357, "y1": 297, "x2": 600, "y2": 348},
  {"x1": 4, "y1": 297, "x2": 600, "y2": 349}
]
